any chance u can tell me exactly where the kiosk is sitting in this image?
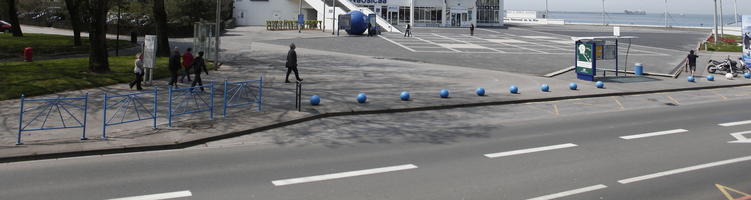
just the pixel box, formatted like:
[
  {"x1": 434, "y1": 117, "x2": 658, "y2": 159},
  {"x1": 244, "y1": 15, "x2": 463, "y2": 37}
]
[{"x1": 572, "y1": 35, "x2": 638, "y2": 81}]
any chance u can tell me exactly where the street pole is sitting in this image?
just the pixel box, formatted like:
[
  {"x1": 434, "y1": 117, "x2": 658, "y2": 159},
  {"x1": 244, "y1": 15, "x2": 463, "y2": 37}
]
[
  {"x1": 323, "y1": 0, "x2": 326, "y2": 32},
  {"x1": 332, "y1": 0, "x2": 336, "y2": 35},
  {"x1": 116, "y1": 0, "x2": 121, "y2": 56},
  {"x1": 719, "y1": 0, "x2": 724, "y2": 37},
  {"x1": 410, "y1": 0, "x2": 414, "y2": 27},
  {"x1": 733, "y1": 0, "x2": 739, "y2": 27},
  {"x1": 664, "y1": 0, "x2": 668, "y2": 30},
  {"x1": 601, "y1": 0, "x2": 605, "y2": 26},
  {"x1": 545, "y1": 0, "x2": 549, "y2": 19},
  {"x1": 215, "y1": 0, "x2": 221, "y2": 69},
  {"x1": 713, "y1": 0, "x2": 719, "y2": 45}
]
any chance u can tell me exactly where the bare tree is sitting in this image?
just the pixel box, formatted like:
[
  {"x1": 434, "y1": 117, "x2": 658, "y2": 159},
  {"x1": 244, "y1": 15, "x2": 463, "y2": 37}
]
[
  {"x1": 64, "y1": 0, "x2": 82, "y2": 46},
  {"x1": 153, "y1": 0, "x2": 170, "y2": 57},
  {"x1": 6, "y1": 0, "x2": 23, "y2": 37},
  {"x1": 86, "y1": 0, "x2": 110, "y2": 73}
]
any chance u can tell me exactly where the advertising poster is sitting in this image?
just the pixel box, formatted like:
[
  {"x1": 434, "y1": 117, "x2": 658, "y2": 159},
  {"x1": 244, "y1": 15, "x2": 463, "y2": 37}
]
[
  {"x1": 743, "y1": 15, "x2": 751, "y2": 66},
  {"x1": 576, "y1": 42, "x2": 594, "y2": 75}
]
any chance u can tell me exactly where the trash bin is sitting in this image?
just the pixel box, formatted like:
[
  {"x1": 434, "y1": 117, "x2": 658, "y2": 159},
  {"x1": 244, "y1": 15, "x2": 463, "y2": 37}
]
[{"x1": 634, "y1": 63, "x2": 644, "y2": 76}]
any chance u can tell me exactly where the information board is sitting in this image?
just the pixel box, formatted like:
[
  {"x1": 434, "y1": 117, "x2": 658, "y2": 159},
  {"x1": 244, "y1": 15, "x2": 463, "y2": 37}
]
[
  {"x1": 576, "y1": 41, "x2": 596, "y2": 81},
  {"x1": 143, "y1": 35, "x2": 157, "y2": 69},
  {"x1": 338, "y1": 14, "x2": 351, "y2": 30}
]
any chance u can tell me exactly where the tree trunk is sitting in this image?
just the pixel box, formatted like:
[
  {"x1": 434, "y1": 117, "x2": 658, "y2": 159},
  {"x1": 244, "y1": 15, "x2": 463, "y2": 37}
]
[
  {"x1": 153, "y1": 0, "x2": 170, "y2": 57},
  {"x1": 64, "y1": 0, "x2": 82, "y2": 46},
  {"x1": 88, "y1": 0, "x2": 110, "y2": 73},
  {"x1": 6, "y1": 0, "x2": 22, "y2": 37}
]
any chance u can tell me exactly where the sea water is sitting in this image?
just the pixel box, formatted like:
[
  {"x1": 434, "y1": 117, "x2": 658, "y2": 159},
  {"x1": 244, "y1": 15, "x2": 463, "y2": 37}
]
[{"x1": 549, "y1": 11, "x2": 739, "y2": 28}]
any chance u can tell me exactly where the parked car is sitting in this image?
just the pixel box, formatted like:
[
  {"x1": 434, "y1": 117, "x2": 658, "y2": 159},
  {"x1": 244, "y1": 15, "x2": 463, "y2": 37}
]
[{"x1": 0, "y1": 20, "x2": 11, "y2": 33}]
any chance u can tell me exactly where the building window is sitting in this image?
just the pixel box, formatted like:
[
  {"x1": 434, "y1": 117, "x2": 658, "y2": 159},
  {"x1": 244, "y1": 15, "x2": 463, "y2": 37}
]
[
  {"x1": 476, "y1": 0, "x2": 499, "y2": 24},
  {"x1": 399, "y1": 7, "x2": 411, "y2": 24},
  {"x1": 413, "y1": 7, "x2": 442, "y2": 25}
]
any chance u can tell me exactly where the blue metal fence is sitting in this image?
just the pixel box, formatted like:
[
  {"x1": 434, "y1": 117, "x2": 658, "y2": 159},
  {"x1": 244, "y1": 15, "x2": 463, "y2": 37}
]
[
  {"x1": 17, "y1": 94, "x2": 89, "y2": 145},
  {"x1": 101, "y1": 88, "x2": 158, "y2": 139},
  {"x1": 168, "y1": 82, "x2": 215, "y2": 127},
  {"x1": 223, "y1": 77, "x2": 263, "y2": 117}
]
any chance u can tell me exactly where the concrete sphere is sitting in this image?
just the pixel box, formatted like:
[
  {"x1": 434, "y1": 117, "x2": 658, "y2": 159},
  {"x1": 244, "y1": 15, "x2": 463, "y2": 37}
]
[
  {"x1": 476, "y1": 88, "x2": 486, "y2": 96},
  {"x1": 310, "y1": 95, "x2": 321, "y2": 105},
  {"x1": 726, "y1": 73, "x2": 734, "y2": 80},
  {"x1": 357, "y1": 93, "x2": 367, "y2": 103},
  {"x1": 400, "y1": 91, "x2": 410, "y2": 101},
  {"x1": 540, "y1": 84, "x2": 550, "y2": 92},
  {"x1": 345, "y1": 11, "x2": 368, "y2": 35},
  {"x1": 509, "y1": 85, "x2": 519, "y2": 94},
  {"x1": 596, "y1": 81, "x2": 605, "y2": 88},
  {"x1": 687, "y1": 76, "x2": 695, "y2": 82},
  {"x1": 569, "y1": 83, "x2": 578, "y2": 90},
  {"x1": 439, "y1": 89, "x2": 450, "y2": 98},
  {"x1": 707, "y1": 75, "x2": 715, "y2": 81},
  {"x1": 745, "y1": 72, "x2": 751, "y2": 79}
]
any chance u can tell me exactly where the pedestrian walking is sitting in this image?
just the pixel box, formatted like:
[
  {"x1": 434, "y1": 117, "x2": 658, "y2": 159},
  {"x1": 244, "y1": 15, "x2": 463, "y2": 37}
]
[
  {"x1": 129, "y1": 53, "x2": 144, "y2": 91},
  {"x1": 470, "y1": 23, "x2": 475, "y2": 36},
  {"x1": 285, "y1": 43, "x2": 303, "y2": 83},
  {"x1": 191, "y1": 51, "x2": 209, "y2": 91},
  {"x1": 168, "y1": 47, "x2": 181, "y2": 88},
  {"x1": 180, "y1": 48, "x2": 194, "y2": 83},
  {"x1": 367, "y1": 22, "x2": 373, "y2": 37},
  {"x1": 404, "y1": 24, "x2": 411, "y2": 37},
  {"x1": 686, "y1": 50, "x2": 699, "y2": 76}
]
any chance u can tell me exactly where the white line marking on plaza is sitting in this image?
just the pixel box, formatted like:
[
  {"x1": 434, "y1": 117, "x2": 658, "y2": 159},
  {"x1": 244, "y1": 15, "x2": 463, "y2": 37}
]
[
  {"x1": 719, "y1": 120, "x2": 751, "y2": 127},
  {"x1": 108, "y1": 190, "x2": 192, "y2": 200},
  {"x1": 378, "y1": 35, "x2": 417, "y2": 52},
  {"x1": 527, "y1": 184, "x2": 608, "y2": 200},
  {"x1": 412, "y1": 36, "x2": 461, "y2": 52},
  {"x1": 618, "y1": 155, "x2": 751, "y2": 184},
  {"x1": 271, "y1": 164, "x2": 418, "y2": 186},
  {"x1": 619, "y1": 129, "x2": 688, "y2": 140},
  {"x1": 729, "y1": 131, "x2": 751, "y2": 143},
  {"x1": 484, "y1": 143, "x2": 578, "y2": 158}
]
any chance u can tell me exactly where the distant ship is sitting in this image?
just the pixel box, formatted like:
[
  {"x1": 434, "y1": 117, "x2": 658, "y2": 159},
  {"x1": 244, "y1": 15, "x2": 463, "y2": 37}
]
[{"x1": 624, "y1": 10, "x2": 647, "y2": 15}]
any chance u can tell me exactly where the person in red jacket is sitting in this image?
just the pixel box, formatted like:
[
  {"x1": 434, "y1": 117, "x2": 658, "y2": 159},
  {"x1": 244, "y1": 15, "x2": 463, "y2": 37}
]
[{"x1": 180, "y1": 48, "x2": 194, "y2": 83}]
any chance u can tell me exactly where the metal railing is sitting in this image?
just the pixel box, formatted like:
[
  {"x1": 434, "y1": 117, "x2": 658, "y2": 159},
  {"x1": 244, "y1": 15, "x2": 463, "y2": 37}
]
[
  {"x1": 17, "y1": 94, "x2": 89, "y2": 145},
  {"x1": 223, "y1": 77, "x2": 263, "y2": 117},
  {"x1": 101, "y1": 88, "x2": 158, "y2": 139},
  {"x1": 168, "y1": 82, "x2": 215, "y2": 127}
]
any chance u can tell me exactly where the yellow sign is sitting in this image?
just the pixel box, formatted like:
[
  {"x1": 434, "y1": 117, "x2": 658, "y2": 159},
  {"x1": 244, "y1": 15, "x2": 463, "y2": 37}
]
[{"x1": 716, "y1": 184, "x2": 751, "y2": 200}]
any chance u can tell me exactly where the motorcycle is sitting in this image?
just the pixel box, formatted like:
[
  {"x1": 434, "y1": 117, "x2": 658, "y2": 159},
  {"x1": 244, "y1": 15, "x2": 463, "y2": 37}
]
[{"x1": 707, "y1": 56, "x2": 749, "y2": 75}]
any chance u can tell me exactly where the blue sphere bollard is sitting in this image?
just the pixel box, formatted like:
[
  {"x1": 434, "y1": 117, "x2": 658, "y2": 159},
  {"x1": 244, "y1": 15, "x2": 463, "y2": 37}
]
[
  {"x1": 357, "y1": 93, "x2": 367, "y2": 103},
  {"x1": 707, "y1": 75, "x2": 715, "y2": 81},
  {"x1": 569, "y1": 83, "x2": 578, "y2": 90},
  {"x1": 476, "y1": 88, "x2": 486, "y2": 96},
  {"x1": 596, "y1": 81, "x2": 605, "y2": 88},
  {"x1": 540, "y1": 84, "x2": 550, "y2": 92},
  {"x1": 440, "y1": 89, "x2": 450, "y2": 98},
  {"x1": 687, "y1": 76, "x2": 695, "y2": 82},
  {"x1": 509, "y1": 85, "x2": 519, "y2": 94},
  {"x1": 310, "y1": 95, "x2": 321, "y2": 105},
  {"x1": 400, "y1": 91, "x2": 410, "y2": 101},
  {"x1": 745, "y1": 72, "x2": 751, "y2": 79}
]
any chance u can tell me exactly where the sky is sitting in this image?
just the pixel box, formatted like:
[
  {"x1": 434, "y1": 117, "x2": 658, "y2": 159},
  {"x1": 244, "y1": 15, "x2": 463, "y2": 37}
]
[{"x1": 506, "y1": 0, "x2": 750, "y2": 15}]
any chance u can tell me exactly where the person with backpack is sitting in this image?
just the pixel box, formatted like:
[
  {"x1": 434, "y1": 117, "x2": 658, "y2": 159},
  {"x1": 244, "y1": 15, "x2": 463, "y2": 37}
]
[
  {"x1": 168, "y1": 47, "x2": 181, "y2": 88},
  {"x1": 191, "y1": 51, "x2": 209, "y2": 91},
  {"x1": 404, "y1": 24, "x2": 412, "y2": 37},
  {"x1": 686, "y1": 50, "x2": 699, "y2": 76}
]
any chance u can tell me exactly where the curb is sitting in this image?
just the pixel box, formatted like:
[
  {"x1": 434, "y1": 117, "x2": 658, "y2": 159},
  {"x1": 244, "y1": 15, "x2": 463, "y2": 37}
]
[{"x1": 3, "y1": 82, "x2": 751, "y2": 163}]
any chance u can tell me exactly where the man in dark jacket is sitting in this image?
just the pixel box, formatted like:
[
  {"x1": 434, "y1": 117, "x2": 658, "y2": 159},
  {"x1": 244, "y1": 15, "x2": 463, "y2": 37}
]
[
  {"x1": 686, "y1": 50, "x2": 699, "y2": 76},
  {"x1": 168, "y1": 47, "x2": 181, "y2": 88},
  {"x1": 191, "y1": 51, "x2": 209, "y2": 91},
  {"x1": 470, "y1": 24, "x2": 475, "y2": 36},
  {"x1": 285, "y1": 43, "x2": 303, "y2": 83}
]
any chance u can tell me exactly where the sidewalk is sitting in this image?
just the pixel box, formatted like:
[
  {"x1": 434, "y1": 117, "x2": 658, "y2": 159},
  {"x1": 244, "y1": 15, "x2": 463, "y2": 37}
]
[{"x1": 0, "y1": 27, "x2": 749, "y2": 162}]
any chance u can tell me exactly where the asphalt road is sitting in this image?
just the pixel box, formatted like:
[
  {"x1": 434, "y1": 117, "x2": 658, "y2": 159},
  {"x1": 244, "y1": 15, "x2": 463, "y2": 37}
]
[{"x1": 2, "y1": 93, "x2": 751, "y2": 199}]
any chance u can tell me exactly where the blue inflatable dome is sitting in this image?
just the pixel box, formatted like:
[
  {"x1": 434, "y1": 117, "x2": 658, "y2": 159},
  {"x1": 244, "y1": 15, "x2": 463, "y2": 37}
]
[{"x1": 346, "y1": 11, "x2": 368, "y2": 35}]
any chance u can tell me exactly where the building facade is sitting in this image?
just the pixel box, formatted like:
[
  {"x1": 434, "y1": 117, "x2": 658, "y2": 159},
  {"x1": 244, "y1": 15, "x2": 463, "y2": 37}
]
[{"x1": 233, "y1": 0, "x2": 503, "y2": 28}]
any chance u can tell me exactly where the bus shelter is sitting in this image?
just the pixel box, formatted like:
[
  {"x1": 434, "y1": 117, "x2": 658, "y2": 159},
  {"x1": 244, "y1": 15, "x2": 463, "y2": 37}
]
[{"x1": 572, "y1": 36, "x2": 638, "y2": 81}]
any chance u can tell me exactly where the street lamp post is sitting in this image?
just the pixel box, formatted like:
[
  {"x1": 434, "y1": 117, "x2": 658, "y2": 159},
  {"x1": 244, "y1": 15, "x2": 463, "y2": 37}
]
[
  {"x1": 713, "y1": 0, "x2": 719, "y2": 45},
  {"x1": 719, "y1": 0, "x2": 724, "y2": 37},
  {"x1": 332, "y1": 0, "x2": 336, "y2": 35},
  {"x1": 116, "y1": 0, "x2": 121, "y2": 56},
  {"x1": 215, "y1": 0, "x2": 221, "y2": 69}
]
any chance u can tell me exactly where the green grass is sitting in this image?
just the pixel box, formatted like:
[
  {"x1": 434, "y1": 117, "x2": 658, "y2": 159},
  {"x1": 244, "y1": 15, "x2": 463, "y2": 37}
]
[
  {"x1": 0, "y1": 56, "x2": 215, "y2": 101},
  {"x1": 0, "y1": 33, "x2": 134, "y2": 59},
  {"x1": 704, "y1": 42, "x2": 743, "y2": 52}
]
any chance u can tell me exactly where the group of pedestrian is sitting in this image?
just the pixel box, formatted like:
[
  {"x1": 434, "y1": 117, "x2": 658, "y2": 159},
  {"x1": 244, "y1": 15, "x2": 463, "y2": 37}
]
[{"x1": 130, "y1": 47, "x2": 208, "y2": 91}]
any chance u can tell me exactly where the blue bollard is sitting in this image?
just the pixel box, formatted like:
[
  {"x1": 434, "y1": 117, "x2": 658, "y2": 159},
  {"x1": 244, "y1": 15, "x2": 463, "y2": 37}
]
[
  {"x1": 310, "y1": 95, "x2": 321, "y2": 105},
  {"x1": 440, "y1": 89, "x2": 450, "y2": 98},
  {"x1": 596, "y1": 81, "x2": 605, "y2": 88},
  {"x1": 634, "y1": 63, "x2": 644, "y2": 76},
  {"x1": 476, "y1": 88, "x2": 486, "y2": 96},
  {"x1": 707, "y1": 75, "x2": 715, "y2": 81},
  {"x1": 400, "y1": 91, "x2": 410, "y2": 101},
  {"x1": 745, "y1": 72, "x2": 751, "y2": 79},
  {"x1": 569, "y1": 83, "x2": 578, "y2": 90},
  {"x1": 357, "y1": 93, "x2": 367, "y2": 103},
  {"x1": 540, "y1": 84, "x2": 550, "y2": 92},
  {"x1": 509, "y1": 85, "x2": 519, "y2": 94},
  {"x1": 687, "y1": 76, "x2": 695, "y2": 82}
]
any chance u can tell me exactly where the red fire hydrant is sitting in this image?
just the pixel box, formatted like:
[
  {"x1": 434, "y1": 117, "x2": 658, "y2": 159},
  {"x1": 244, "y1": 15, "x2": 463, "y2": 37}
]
[{"x1": 23, "y1": 47, "x2": 33, "y2": 62}]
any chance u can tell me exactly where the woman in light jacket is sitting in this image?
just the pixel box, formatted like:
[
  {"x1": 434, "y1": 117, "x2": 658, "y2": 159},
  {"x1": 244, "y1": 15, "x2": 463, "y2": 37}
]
[{"x1": 129, "y1": 53, "x2": 144, "y2": 91}]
